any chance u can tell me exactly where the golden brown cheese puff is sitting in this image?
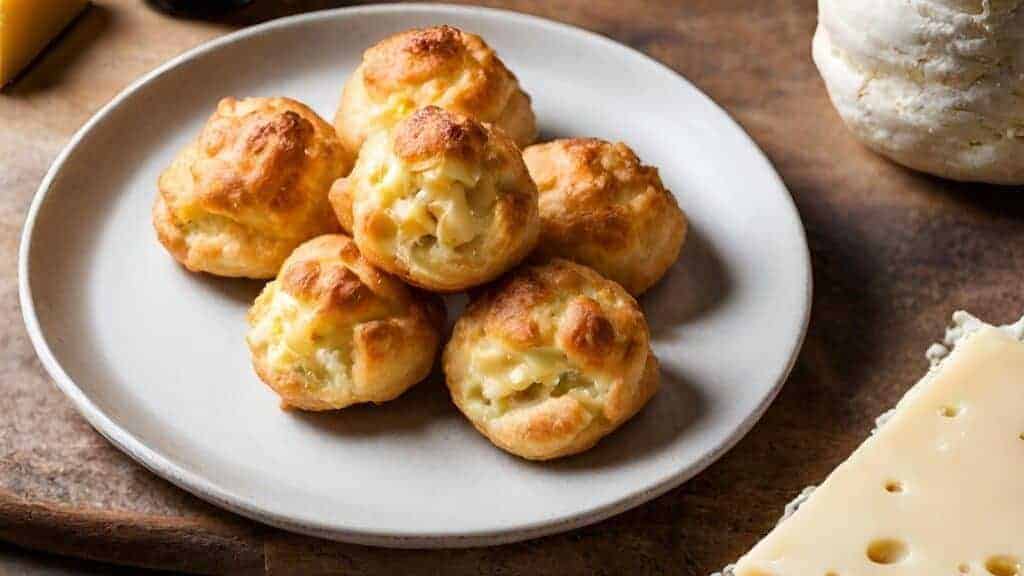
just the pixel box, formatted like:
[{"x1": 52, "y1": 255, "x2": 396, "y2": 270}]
[
  {"x1": 444, "y1": 259, "x2": 659, "y2": 460},
  {"x1": 335, "y1": 25, "x2": 536, "y2": 151},
  {"x1": 246, "y1": 234, "x2": 445, "y2": 411},
  {"x1": 330, "y1": 106, "x2": 539, "y2": 293},
  {"x1": 522, "y1": 138, "x2": 688, "y2": 295},
  {"x1": 153, "y1": 97, "x2": 354, "y2": 279}
]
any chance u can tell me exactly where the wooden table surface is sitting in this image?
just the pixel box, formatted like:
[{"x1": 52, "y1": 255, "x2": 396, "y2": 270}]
[{"x1": 3, "y1": 1, "x2": 1023, "y2": 574}]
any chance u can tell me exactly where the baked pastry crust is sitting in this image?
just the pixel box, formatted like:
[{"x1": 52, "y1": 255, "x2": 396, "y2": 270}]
[
  {"x1": 246, "y1": 234, "x2": 445, "y2": 410},
  {"x1": 334, "y1": 25, "x2": 536, "y2": 151},
  {"x1": 331, "y1": 106, "x2": 539, "y2": 292},
  {"x1": 443, "y1": 259, "x2": 659, "y2": 460},
  {"x1": 523, "y1": 138, "x2": 687, "y2": 295},
  {"x1": 153, "y1": 97, "x2": 354, "y2": 279}
]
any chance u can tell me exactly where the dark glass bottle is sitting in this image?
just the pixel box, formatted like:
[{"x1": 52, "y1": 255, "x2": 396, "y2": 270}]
[{"x1": 146, "y1": 0, "x2": 253, "y2": 17}]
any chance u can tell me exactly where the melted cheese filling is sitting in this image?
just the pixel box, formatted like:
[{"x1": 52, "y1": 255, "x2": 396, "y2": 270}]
[
  {"x1": 359, "y1": 135, "x2": 496, "y2": 268},
  {"x1": 365, "y1": 64, "x2": 508, "y2": 129},
  {"x1": 366, "y1": 91, "x2": 419, "y2": 129},
  {"x1": 462, "y1": 339, "x2": 606, "y2": 418},
  {"x1": 248, "y1": 285, "x2": 354, "y2": 391}
]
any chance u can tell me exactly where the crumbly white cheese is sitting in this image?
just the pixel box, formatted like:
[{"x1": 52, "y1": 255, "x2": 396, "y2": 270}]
[
  {"x1": 714, "y1": 310, "x2": 1024, "y2": 576},
  {"x1": 813, "y1": 0, "x2": 1024, "y2": 183}
]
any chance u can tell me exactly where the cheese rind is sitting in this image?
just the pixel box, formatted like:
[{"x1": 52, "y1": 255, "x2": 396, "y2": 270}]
[
  {"x1": 726, "y1": 312, "x2": 1024, "y2": 575},
  {"x1": 0, "y1": 0, "x2": 89, "y2": 87}
]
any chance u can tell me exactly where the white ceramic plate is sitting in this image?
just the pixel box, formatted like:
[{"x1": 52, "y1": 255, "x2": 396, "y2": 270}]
[{"x1": 19, "y1": 4, "x2": 811, "y2": 547}]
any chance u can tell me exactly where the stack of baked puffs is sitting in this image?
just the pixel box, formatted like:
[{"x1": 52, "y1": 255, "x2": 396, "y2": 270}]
[{"x1": 153, "y1": 25, "x2": 687, "y2": 460}]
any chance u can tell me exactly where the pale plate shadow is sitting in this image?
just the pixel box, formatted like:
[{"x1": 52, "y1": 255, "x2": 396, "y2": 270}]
[
  {"x1": 288, "y1": 369, "x2": 456, "y2": 437},
  {"x1": 184, "y1": 267, "x2": 267, "y2": 306},
  {"x1": 642, "y1": 223, "x2": 732, "y2": 341}
]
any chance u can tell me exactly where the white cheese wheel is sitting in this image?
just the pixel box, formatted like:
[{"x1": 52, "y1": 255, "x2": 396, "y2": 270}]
[{"x1": 813, "y1": 0, "x2": 1024, "y2": 183}]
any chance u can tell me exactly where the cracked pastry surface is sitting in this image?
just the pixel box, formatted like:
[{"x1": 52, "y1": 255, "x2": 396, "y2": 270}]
[
  {"x1": 334, "y1": 25, "x2": 536, "y2": 151},
  {"x1": 153, "y1": 97, "x2": 354, "y2": 278},
  {"x1": 813, "y1": 0, "x2": 1024, "y2": 183},
  {"x1": 246, "y1": 234, "x2": 445, "y2": 410},
  {"x1": 443, "y1": 259, "x2": 659, "y2": 460},
  {"x1": 330, "y1": 106, "x2": 539, "y2": 292},
  {"x1": 523, "y1": 138, "x2": 687, "y2": 295}
]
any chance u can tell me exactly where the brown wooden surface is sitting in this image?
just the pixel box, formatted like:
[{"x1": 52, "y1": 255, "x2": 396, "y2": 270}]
[{"x1": 2, "y1": 0, "x2": 1023, "y2": 574}]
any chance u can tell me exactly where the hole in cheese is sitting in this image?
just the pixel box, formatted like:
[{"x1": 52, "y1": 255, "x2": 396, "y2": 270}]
[
  {"x1": 939, "y1": 404, "x2": 963, "y2": 418},
  {"x1": 884, "y1": 480, "x2": 905, "y2": 493},
  {"x1": 867, "y1": 539, "x2": 909, "y2": 564},
  {"x1": 985, "y1": 556, "x2": 1021, "y2": 576},
  {"x1": 960, "y1": 565, "x2": 972, "y2": 574}
]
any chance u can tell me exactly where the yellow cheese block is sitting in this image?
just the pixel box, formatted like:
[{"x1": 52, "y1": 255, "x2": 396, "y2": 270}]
[
  {"x1": 0, "y1": 0, "x2": 89, "y2": 86},
  {"x1": 733, "y1": 318, "x2": 1024, "y2": 575}
]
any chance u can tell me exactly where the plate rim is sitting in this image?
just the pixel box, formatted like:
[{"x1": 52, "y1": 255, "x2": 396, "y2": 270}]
[{"x1": 18, "y1": 2, "x2": 813, "y2": 547}]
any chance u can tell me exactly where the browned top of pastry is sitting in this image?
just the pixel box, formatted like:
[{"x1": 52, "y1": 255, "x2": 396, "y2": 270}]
[
  {"x1": 392, "y1": 105, "x2": 488, "y2": 163},
  {"x1": 361, "y1": 25, "x2": 512, "y2": 109},
  {"x1": 188, "y1": 97, "x2": 347, "y2": 227},
  {"x1": 470, "y1": 258, "x2": 646, "y2": 369},
  {"x1": 153, "y1": 97, "x2": 354, "y2": 278},
  {"x1": 278, "y1": 234, "x2": 442, "y2": 327},
  {"x1": 522, "y1": 138, "x2": 687, "y2": 294}
]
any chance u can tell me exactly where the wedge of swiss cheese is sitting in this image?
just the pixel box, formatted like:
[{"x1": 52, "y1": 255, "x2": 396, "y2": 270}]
[{"x1": 730, "y1": 312, "x2": 1024, "y2": 576}]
